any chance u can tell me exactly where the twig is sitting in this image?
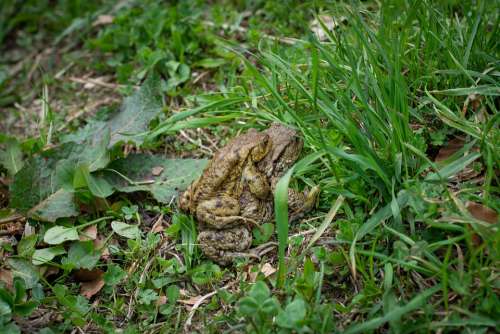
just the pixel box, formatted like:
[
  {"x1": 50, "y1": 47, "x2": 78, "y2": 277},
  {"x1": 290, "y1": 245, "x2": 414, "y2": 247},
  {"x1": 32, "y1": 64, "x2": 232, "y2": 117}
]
[
  {"x1": 125, "y1": 255, "x2": 155, "y2": 322},
  {"x1": 184, "y1": 282, "x2": 235, "y2": 331},
  {"x1": 68, "y1": 76, "x2": 128, "y2": 90},
  {"x1": 0, "y1": 214, "x2": 23, "y2": 225},
  {"x1": 179, "y1": 130, "x2": 214, "y2": 155}
]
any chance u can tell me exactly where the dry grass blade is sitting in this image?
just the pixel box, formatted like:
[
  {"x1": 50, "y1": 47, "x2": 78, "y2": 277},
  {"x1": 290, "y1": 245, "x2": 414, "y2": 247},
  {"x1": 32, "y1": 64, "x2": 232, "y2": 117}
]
[{"x1": 306, "y1": 195, "x2": 344, "y2": 251}]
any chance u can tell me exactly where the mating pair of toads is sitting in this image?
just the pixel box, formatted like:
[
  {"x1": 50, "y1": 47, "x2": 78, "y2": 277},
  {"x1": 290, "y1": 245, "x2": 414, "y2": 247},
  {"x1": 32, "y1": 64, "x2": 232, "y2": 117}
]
[{"x1": 179, "y1": 123, "x2": 319, "y2": 264}]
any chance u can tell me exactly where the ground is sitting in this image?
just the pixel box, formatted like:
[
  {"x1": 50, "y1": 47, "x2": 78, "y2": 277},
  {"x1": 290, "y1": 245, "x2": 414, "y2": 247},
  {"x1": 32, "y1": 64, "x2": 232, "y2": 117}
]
[{"x1": 0, "y1": 1, "x2": 499, "y2": 333}]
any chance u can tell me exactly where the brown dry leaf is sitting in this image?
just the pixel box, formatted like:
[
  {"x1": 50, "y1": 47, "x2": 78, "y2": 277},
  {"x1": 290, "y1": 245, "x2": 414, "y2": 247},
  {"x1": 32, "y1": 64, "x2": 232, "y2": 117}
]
[
  {"x1": 260, "y1": 263, "x2": 277, "y2": 277},
  {"x1": 94, "y1": 237, "x2": 110, "y2": 260},
  {"x1": 247, "y1": 263, "x2": 277, "y2": 282},
  {"x1": 80, "y1": 277, "x2": 105, "y2": 299},
  {"x1": 152, "y1": 166, "x2": 164, "y2": 176},
  {"x1": 467, "y1": 201, "x2": 498, "y2": 245},
  {"x1": 467, "y1": 202, "x2": 498, "y2": 224},
  {"x1": 156, "y1": 295, "x2": 167, "y2": 306},
  {"x1": 310, "y1": 15, "x2": 345, "y2": 41},
  {"x1": 0, "y1": 268, "x2": 13, "y2": 288},
  {"x1": 79, "y1": 225, "x2": 97, "y2": 241},
  {"x1": 151, "y1": 214, "x2": 165, "y2": 233},
  {"x1": 92, "y1": 15, "x2": 114, "y2": 27},
  {"x1": 435, "y1": 137, "x2": 465, "y2": 162},
  {"x1": 462, "y1": 94, "x2": 482, "y2": 116},
  {"x1": 74, "y1": 268, "x2": 104, "y2": 282},
  {"x1": 247, "y1": 266, "x2": 258, "y2": 283}
]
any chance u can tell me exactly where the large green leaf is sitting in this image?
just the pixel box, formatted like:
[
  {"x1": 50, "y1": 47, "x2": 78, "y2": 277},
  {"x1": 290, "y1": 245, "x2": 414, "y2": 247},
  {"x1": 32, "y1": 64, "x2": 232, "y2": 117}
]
[
  {"x1": 28, "y1": 189, "x2": 79, "y2": 222},
  {"x1": 10, "y1": 134, "x2": 110, "y2": 221},
  {"x1": 61, "y1": 241, "x2": 100, "y2": 270},
  {"x1": 43, "y1": 226, "x2": 79, "y2": 245},
  {"x1": 10, "y1": 156, "x2": 56, "y2": 213},
  {"x1": 32, "y1": 246, "x2": 66, "y2": 265},
  {"x1": 10, "y1": 155, "x2": 77, "y2": 222},
  {"x1": 0, "y1": 139, "x2": 23, "y2": 176},
  {"x1": 62, "y1": 73, "x2": 163, "y2": 147},
  {"x1": 7, "y1": 259, "x2": 39, "y2": 289},
  {"x1": 103, "y1": 154, "x2": 207, "y2": 203},
  {"x1": 111, "y1": 221, "x2": 140, "y2": 239}
]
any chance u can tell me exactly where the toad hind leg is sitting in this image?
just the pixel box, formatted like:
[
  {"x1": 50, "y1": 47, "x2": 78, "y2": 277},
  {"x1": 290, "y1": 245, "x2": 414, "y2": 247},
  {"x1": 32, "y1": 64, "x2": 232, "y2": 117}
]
[{"x1": 196, "y1": 196, "x2": 259, "y2": 229}]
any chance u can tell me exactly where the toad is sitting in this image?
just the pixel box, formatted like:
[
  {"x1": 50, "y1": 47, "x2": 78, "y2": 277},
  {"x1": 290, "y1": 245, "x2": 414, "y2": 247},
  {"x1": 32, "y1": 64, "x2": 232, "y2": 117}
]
[{"x1": 180, "y1": 123, "x2": 319, "y2": 264}]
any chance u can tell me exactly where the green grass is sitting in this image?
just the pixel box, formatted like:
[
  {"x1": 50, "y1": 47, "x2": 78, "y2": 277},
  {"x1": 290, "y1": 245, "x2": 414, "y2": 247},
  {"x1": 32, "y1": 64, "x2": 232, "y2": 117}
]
[{"x1": 0, "y1": 0, "x2": 499, "y2": 333}]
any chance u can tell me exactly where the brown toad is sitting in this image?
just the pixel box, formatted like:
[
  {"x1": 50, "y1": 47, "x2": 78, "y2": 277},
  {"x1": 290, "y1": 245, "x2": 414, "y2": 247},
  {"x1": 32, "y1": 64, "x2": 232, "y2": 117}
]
[
  {"x1": 179, "y1": 128, "x2": 271, "y2": 228},
  {"x1": 180, "y1": 123, "x2": 319, "y2": 264}
]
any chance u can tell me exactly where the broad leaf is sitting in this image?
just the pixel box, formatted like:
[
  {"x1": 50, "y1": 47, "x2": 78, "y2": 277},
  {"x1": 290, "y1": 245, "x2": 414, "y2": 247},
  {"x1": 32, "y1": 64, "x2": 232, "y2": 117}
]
[
  {"x1": 74, "y1": 165, "x2": 114, "y2": 198},
  {"x1": 276, "y1": 298, "x2": 307, "y2": 329},
  {"x1": 44, "y1": 226, "x2": 79, "y2": 245},
  {"x1": 7, "y1": 259, "x2": 39, "y2": 289},
  {"x1": 103, "y1": 154, "x2": 207, "y2": 203},
  {"x1": 32, "y1": 246, "x2": 66, "y2": 265},
  {"x1": 10, "y1": 156, "x2": 58, "y2": 213},
  {"x1": 17, "y1": 235, "x2": 37, "y2": 257},
  {"x1": 62, "y1": 73, "x2": 163, "y2": 147},
  {"x1": 28, "y1": 189, "x2": 79, "y2": 222},
  {"x1": 111, "y1": 221, "x2": 140, "y2": 239},
  {"x1": 0, "y1": 139, "x2": 23, "y2": 176},
  {"x1": 61, "y1": 241, "x2": 100, "y2": 270},
  {"x1": 0, "y1": 298, "x2": 11, "y2": 317}
]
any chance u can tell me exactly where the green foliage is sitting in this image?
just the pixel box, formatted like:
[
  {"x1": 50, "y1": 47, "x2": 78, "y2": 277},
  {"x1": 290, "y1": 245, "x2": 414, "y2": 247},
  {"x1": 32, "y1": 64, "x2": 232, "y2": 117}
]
[
  {"x1": 252, "y1": 223, "x2": 274, "y2": 245},
  {"x1": 62, "y1": 73, "x2": 163, "y2": 147},
  {"x1": 0, "y1": 278, "x2": 39, "y2": 333},
  {"x1": 237, "y1": 281, "x2": 281, "y2": 333},
  {"x1": 0, "y1": 0, "x2": 498, "y2": 332},
  {"x1": 189, "y1": 263, "x2": 223, "y2": 286},
  {"x1": 0, "y1": 0, "x2": 104, "y2": 46},
  {"x1": 32, "y1": 246, "x2": 66, "y2": 265},
  {"x1": 0, "y1": 139, "x2": 23, "y2": 176},
  {"x1": 103, "y1": 154, "x2": 207, "y2": 203},
  {"x1": 61, "y1": 241, "x2": 100, "y2": 271},
  {"x1": 111, "y1": 221, "x2": 140, "y2": 239},
  {"x1": 88, "y1": 0, "x2": 217, "y2": 87},
  {"x1": 43, "y1": 225, "x2": 79, "y2": 245}
]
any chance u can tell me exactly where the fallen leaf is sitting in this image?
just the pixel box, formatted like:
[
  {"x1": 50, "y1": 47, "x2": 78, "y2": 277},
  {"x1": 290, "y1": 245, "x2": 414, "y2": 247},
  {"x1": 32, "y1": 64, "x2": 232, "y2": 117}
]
[
  {"x1": 156, "y1": 295, "x2": 167, "y2": 306},
  {"x1": 74, "y1": 268, "x2": 104, "y2": 282},
  {"x1": 467, "y1": 202, "x2": 498, "y2": 224},
  {"x1": 462, "y1": 93, "x2": 482, "y2": 116},
  {"x1": 310, "y1": 15, "x2": 345, "y2": 41},
  {"x1": 80, "y1": 277, "x2": 105, "y2": 299},
  {"x1": 260, "y1": 263, "x2": 277, "y2": 277},
  {"x1": 152, "y1": 166, "x2": 164, "y2": 176},
  {"x1": 79, "y1": 225, "x2": 97, "y2": 241},
  {"x1": 0, "y1": 268, "x2": 13, "y2": 288},
  {"x1": 151, "y1": 214, "x2": 165, "y2": 233},
  {"x1": 467, "y1": 201, "x2": 498, "y2": 245},
  {"x1": 247, "y1": 266, "x2": 258, "y2": 283},
  {"x1": 92, "y1": 15, "x2": 114, "y2": 27},
  {"x1": 435, "y1": 137, "x2": 465, "y2": 162},
  {"x1": 94, "y1": 237, "x2": 110, "y2": 260}
]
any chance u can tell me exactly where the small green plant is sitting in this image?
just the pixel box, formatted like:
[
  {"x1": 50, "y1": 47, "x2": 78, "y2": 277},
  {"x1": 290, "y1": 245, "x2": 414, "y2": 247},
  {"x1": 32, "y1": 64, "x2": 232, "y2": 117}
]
[
  {"x1": 0, "y1": 278, "x2": 39, "y2": 333},
  {"x1": 237, "y1": 281, "x2": 281, "y2": 334},
  {"x1": 88, "y1": 0, "x2": 220, "y2": 90}
]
